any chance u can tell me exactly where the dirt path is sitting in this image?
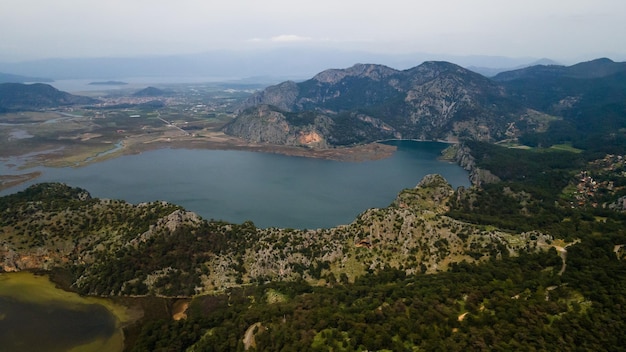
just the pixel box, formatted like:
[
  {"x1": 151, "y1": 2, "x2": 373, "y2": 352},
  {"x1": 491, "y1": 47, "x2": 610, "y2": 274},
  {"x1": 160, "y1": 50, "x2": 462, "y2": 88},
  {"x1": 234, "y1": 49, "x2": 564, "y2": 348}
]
[
  {"x1": 554, "y1": 245, "x2": 568, "y2": 276},
  {"x1": 552, "y1": 240, "x2": 581, "y2": 276},
  {"x1": 171, "y1": 300, "x2": 189, "y2": 321},
  {"x1": 243, "y1": 322, "x2": 263, "y2": 350}
]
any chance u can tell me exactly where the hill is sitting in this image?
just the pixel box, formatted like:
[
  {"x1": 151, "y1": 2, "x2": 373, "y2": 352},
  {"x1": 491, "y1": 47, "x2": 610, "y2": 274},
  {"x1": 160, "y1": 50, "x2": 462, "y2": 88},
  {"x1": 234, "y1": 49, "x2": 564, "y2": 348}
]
[
  {"x1": 467, "y1": 58, "x2": 561, "y2": 77},
  {"x1": 493, "y1": 58, "x2": 626, "y2": 81},
  {"x1": 225, "y1": 61, "x2": 528, "y2": 146},
  {"x1": 493, "y1": 59, "x2": 626, "y2": 152},
  {"x1": 132, "y1": 86, "x2": 166, "y2": 97},
  {"x1": 0, "y1": 178, "x2": 549, "y2": 296},
  {"x1": 0, "y1": 82, "x2": 98, "y2": 112}
]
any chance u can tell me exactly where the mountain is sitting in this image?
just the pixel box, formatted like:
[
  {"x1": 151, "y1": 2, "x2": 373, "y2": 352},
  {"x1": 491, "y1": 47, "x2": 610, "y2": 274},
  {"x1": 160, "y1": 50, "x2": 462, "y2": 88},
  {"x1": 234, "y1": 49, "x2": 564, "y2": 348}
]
[
  {"x1": 491, "y1": 58, "x2": 626, "y2": 151},
  {"x1": 0, "y1": 72, "x2": 53, "y2": 83},
  {"x1": 225, "y1": 61, "x2": 527, "y2": 146},
  {"x1": 492, "y1": 57, "x2": 626, "y2": 82},
  {"x1": 132, "y1": 86, "x2": 166, "y2": 97},
  {"x1": 466, "y1": 58, "x2": 561, "y2": 77},
  {"x1": 0, "y1": 50, "x2": 550, "y2": 80},
  {"x1": 0, "y1": 83, "x2": 98, "y2": 112}
]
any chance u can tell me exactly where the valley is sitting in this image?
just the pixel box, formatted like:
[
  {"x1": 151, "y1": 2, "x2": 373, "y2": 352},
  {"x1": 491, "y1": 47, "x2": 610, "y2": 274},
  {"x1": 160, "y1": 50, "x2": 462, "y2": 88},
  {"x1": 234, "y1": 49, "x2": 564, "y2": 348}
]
[{"x1": 0, "y1": 86, "x2": 397, "y2": 192}]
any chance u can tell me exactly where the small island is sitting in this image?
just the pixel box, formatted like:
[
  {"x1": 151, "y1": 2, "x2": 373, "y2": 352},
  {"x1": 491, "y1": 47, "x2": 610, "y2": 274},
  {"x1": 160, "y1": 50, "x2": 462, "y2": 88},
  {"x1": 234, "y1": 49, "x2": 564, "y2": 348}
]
[{"x1": 88, "y1": 81, "x2": 128, "y2": 86}]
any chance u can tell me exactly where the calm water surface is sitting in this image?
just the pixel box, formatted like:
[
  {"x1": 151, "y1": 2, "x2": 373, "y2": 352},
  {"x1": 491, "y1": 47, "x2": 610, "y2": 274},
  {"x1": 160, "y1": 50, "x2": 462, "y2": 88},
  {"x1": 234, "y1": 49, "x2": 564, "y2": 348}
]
[
  {"x1": 0, "y1": 272, "x2": 123, "y2": 352},
  {"x1": 1, "y1": 141, "x2": 469, "y2": 229}
]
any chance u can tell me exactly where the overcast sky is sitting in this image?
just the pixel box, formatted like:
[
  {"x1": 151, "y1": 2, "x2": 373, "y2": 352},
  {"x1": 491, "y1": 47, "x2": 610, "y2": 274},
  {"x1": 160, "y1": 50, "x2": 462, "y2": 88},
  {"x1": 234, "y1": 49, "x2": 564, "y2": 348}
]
[{"x1": 2, "y1": 0, "x2": 625, "y2": 63}]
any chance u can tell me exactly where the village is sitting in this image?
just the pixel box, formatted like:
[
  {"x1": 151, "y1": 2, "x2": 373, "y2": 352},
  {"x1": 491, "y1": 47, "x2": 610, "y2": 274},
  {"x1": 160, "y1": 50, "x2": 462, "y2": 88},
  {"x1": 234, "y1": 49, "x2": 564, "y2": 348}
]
[{"x1": 572, "y1": 154, "x2": 626, "y2": 209}]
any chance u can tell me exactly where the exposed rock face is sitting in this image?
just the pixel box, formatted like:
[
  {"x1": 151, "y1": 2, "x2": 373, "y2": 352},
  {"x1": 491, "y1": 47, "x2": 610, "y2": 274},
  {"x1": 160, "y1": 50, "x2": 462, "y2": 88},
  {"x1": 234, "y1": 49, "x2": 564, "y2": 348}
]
[
  {"x1": 228, "y1": 61, "x2": 525, "y2": 146},
  {"x1": 452, "y1": 143, "x2": 500, "y2": 186},
  {"x1": 393, "y1": 174, "x2": 454, "y2": 213},
  {"x1": 224, "y1": 105, "x2": 332, "y2": 148},
  {"x1": 311, "y1": 63, "x2": 398, "y2": 84}
]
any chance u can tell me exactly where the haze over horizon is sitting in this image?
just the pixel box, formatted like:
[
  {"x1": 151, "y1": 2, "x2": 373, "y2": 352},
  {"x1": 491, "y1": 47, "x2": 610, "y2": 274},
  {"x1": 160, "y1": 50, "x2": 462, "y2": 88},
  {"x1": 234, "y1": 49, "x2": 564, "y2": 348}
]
[{"x1": 1, "y1": 0, "x2": 625, "y2": 66}]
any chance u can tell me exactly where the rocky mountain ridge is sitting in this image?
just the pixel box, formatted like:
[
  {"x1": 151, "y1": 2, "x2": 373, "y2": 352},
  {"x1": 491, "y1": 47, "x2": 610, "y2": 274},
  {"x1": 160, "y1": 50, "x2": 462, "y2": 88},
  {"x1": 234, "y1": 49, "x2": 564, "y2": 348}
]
[
  {"x1": 226, "y1": 61, "x2": 531, "y2": 146},
  {"x1": 226, "y1": 58, "x2": 626, "y2": 150}
]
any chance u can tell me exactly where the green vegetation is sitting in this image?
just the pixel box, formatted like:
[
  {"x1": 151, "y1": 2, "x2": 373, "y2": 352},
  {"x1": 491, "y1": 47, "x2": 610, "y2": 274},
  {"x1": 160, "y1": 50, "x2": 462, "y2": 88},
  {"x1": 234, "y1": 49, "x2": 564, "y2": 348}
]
[
  {"x1": 4, "y1": 60, "x2": 626, "y2": 350},
  {"x1": 3, "y1": 142, "x2": 626, "y2": 349},
  {"x1": 131, "y1": 243, "x2": 626, "y2": 351},
  {"x1": 549, "y1": 143, "x2": 583, "y2": 153},
  {"x1": 121, "y1": 141, "x2": 626, "y2": 351}
]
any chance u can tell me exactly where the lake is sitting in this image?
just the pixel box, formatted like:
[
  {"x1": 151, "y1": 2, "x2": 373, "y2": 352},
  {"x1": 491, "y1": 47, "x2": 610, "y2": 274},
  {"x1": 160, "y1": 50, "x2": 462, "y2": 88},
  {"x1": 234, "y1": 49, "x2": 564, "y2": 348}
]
[
  {"x1": 0, "y1": 140, "x2": 469, "y2": 229},
  {"x1": 0, "y1": 272, "x2": 126, "y2": 352}
]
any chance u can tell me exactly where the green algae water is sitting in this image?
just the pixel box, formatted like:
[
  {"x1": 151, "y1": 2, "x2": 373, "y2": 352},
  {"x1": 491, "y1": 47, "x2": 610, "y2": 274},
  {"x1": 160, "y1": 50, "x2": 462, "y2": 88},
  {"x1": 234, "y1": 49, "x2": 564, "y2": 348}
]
[{"x1": 0, "y1": 272, "x2": 127, "y2": 352}]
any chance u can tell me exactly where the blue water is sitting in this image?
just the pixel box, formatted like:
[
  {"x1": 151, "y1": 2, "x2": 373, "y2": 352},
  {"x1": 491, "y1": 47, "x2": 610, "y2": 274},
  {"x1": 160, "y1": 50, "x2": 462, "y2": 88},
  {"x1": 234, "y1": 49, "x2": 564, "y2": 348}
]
[{"x1": 1, "y1": 141, "x2": 469, "y2": 229}]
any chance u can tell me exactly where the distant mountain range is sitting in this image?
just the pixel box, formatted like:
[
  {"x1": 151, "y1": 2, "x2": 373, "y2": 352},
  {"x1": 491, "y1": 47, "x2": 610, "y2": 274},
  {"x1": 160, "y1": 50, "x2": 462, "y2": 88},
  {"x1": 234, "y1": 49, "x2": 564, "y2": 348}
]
[
  {"x1": 0, "y1": 49, "x2": 573, "y2": 81},
  {"x1": 0, "y1": 72, "x2": 53, "y2": 83},
  {"x1": 225, "y1": 58, "x2": 626, "y2": 149},
  {"x1": 0, "y1": 83, "x2": 98, "y2": 112},
  {"x1": 466, "y1": 58, "x2": 562, "y2": 77}
]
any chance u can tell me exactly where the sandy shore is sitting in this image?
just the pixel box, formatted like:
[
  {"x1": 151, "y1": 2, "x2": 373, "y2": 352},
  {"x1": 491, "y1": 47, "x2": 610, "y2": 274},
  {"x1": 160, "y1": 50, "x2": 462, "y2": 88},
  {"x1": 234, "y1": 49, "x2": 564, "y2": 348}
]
[{"x1": 119, "y1": 131, "x2": 397, "y2": 163}]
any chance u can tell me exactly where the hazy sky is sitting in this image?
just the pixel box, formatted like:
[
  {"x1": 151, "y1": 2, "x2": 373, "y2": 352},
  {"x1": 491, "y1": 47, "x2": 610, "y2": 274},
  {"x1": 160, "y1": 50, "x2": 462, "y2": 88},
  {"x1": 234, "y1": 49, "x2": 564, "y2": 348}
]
[{"x1": 2, "y1": 0, "x2": 625, "y2": 63}]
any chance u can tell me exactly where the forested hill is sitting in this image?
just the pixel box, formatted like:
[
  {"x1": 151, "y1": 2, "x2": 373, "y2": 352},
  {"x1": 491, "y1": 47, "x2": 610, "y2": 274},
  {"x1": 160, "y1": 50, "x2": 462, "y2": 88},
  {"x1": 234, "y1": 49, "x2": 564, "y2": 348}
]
[
  {"x1": 0, "y1": 82, "x2": 98, "y2": 112},
  {"x1": 493, "y1": 58, "x2": 626, "y2": 152},
  {"x1": 0, "y1": 177, "x2": 550, "y2": 296}
]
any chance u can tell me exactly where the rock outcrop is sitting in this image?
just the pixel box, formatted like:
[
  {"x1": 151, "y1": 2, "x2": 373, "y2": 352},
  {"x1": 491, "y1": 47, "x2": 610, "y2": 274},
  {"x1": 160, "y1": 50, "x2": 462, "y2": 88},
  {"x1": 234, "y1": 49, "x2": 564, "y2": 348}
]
[{"x1": 451, "y1": 143, "x2": 500, "y2": 186}]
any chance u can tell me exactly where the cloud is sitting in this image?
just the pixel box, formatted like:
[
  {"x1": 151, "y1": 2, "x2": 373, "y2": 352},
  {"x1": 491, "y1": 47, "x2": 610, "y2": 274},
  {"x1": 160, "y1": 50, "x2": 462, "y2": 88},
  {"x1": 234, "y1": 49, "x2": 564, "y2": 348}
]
[{"x1": 270, "y1": 35, "x2": 313, "y2": 43}]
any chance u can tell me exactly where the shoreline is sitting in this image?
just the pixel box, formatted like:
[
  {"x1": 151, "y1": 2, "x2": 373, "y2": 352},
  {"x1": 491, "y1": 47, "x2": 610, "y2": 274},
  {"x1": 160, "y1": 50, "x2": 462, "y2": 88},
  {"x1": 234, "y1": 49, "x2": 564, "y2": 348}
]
[
  {"x1": 0, "y1": 136, "x2": 398, "y2": 192},
  {"x1": 0, "y1": 132, "x2": 462, "y2": 193}
]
